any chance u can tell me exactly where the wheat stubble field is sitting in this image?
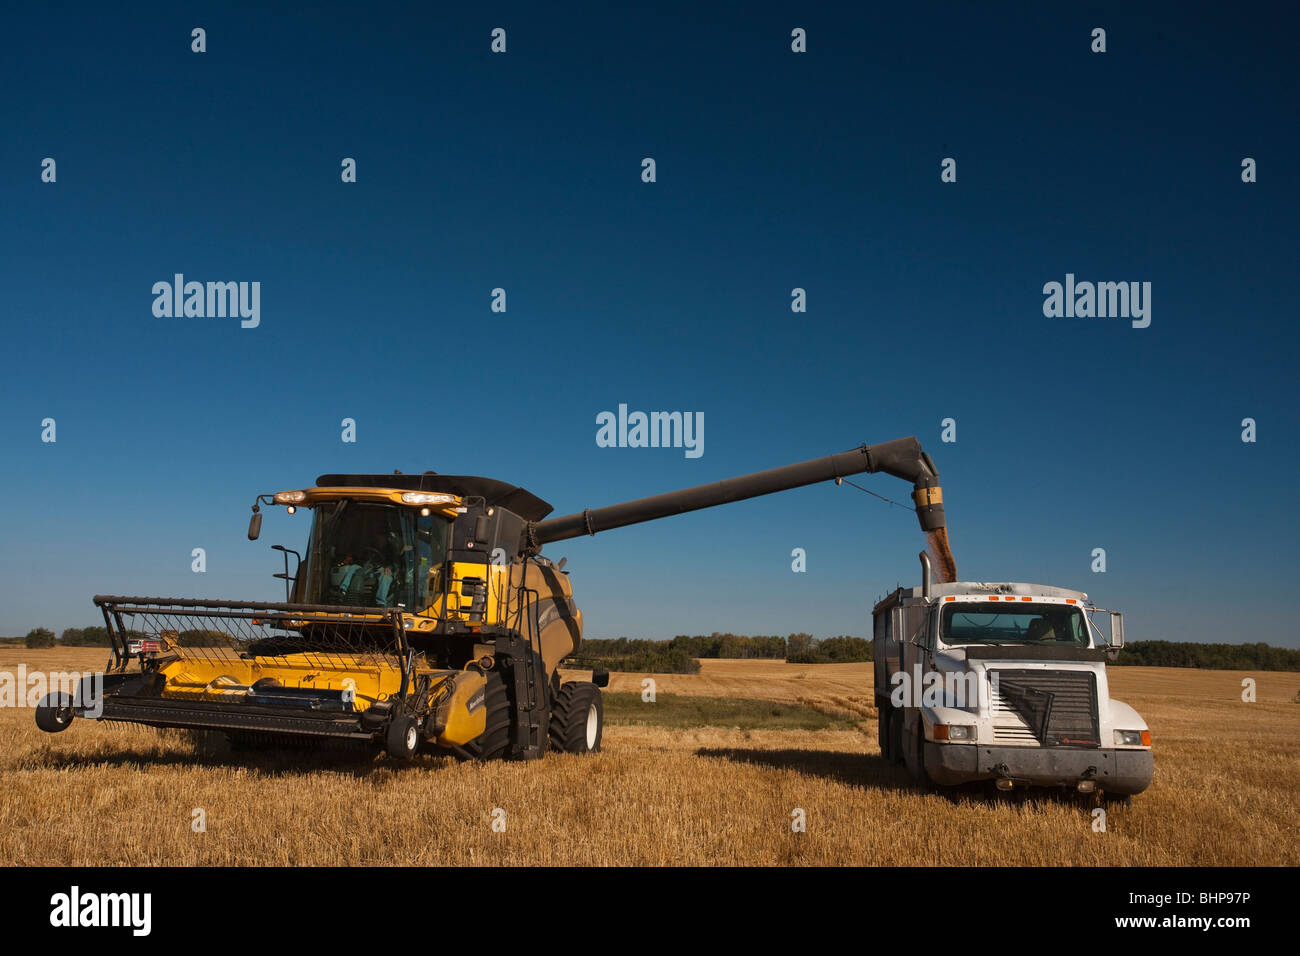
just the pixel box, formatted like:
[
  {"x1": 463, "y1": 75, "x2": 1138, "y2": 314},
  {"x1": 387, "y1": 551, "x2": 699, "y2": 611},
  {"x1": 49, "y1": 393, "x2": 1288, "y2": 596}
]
[{"x1": 1, "y1": 648, "x2": 1296, "y2": 866}]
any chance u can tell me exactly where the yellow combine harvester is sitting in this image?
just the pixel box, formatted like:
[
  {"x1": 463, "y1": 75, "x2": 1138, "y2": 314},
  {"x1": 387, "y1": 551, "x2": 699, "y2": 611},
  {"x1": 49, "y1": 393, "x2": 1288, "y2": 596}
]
[{"x1": 36, "y1": 438, "x2": 950, "y2": 761}]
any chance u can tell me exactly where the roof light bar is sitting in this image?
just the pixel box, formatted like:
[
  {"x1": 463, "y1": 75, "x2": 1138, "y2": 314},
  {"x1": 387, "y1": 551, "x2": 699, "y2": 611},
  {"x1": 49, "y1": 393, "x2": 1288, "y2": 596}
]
[{"x1": 400, "y1": 492, "x2": 456, "y2": 506}]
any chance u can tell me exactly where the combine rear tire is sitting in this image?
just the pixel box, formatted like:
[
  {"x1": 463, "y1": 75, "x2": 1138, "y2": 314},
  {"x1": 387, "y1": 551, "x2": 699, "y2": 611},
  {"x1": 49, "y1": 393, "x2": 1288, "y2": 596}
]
[
  {"x1": 35, "y1": 692, "x2": 75, "y2": 733},
  {"x1": 386, "y1": 713, "x2": 420, "y2": 760},
  {"x1": 550, "y1": 682, "x2": 603, "y2": 754}
]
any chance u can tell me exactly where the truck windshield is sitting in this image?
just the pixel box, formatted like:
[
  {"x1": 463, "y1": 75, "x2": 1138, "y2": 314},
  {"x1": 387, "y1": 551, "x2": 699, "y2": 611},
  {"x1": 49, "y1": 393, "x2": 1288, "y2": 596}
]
[
  {"x1": 300, "y1": 501, "x2": 449, "y2": 610},
  {"x1": 941, "y1": 603, "x2": 1089, "y2": 647}
]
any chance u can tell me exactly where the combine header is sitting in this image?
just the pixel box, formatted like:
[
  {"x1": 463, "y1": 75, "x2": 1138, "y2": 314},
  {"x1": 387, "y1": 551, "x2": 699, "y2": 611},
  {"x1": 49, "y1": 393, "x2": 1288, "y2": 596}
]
[{"x1": 37, "y1": 438, "x2": 950, "y2": 761}]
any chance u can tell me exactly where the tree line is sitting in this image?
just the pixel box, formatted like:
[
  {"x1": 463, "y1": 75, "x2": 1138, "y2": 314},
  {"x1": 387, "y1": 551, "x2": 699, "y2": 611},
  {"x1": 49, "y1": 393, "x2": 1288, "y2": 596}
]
[
  {"x1": 1110, "y1": 640, "x2": 1300, "y2": 671},
  {"x1": 662, "y1": 632, "x2": 873, "y2": 663},
  {"x1": 569, "y1": 632, "x2": 875, "y2": 673},
  {"x1": 4, "y1": 626, "x2": 234, "y2": 649},
  {"x1": 8, "y1": 626, "x2": 1298, "y2": 672},
  {"x1": 571, "y1": 633, "x2": 1300, "y2": 673},
  {"x1": 2, "y1": 627, "x2": 113, "y2": 648}
]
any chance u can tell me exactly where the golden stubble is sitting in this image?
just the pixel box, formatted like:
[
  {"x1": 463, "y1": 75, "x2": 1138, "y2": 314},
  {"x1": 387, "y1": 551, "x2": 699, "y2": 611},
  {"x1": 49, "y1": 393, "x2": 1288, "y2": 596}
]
[{"x1": 1, "y1": 649, "x2": 1294, "y2": 866}]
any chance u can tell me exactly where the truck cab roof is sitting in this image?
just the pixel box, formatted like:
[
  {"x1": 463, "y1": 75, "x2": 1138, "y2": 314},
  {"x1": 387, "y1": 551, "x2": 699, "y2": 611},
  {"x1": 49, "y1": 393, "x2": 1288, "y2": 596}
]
[{"x1": 874, "y1": 581, "x2": 1089, "y2": 614}]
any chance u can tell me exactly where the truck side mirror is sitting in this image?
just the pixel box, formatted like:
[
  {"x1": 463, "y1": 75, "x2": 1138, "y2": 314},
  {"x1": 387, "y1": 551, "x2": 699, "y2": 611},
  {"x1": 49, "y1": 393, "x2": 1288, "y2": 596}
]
[
  {"x1": 248, "y1": 511, "x2": 262, "y2": 541},
  {"x1": 1110, "y1": 612, "x2": 1125, "y2": 650}
]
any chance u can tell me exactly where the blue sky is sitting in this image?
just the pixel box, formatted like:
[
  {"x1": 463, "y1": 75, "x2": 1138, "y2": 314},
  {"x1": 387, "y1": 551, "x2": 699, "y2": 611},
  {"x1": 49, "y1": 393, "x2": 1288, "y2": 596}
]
[{"x1": 2, "y1": 2, "x2": 1296, "y2": 645}]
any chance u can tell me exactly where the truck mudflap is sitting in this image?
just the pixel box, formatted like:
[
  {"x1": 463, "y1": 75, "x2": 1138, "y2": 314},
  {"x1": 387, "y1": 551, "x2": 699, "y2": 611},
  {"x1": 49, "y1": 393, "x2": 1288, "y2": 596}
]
[{"x1": 924, "y1": 743, "x2": 1154, "y2": 794}]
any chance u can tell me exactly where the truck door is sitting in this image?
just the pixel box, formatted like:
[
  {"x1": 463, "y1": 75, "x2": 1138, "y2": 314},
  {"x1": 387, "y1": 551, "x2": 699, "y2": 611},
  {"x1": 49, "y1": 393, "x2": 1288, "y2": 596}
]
[
  {"x1": 900, "y1": 602, "x2": 932, "y2": 692},
  {"x1": 873, "y1": 607, "x2": 890, "y2": 705},
  {"x1": 899, "y1": 602, "x2": 935, "y2": 778}
]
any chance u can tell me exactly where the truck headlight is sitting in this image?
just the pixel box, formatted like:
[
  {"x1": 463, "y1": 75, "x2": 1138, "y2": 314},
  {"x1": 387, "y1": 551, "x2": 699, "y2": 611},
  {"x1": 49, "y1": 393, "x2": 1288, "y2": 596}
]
[
  {"x1": 1114, "y1": 730, "x2": 1150, "y2": 747},
  {"x1": 934, "y1": 724, "x2": 975, "y2": 741}
]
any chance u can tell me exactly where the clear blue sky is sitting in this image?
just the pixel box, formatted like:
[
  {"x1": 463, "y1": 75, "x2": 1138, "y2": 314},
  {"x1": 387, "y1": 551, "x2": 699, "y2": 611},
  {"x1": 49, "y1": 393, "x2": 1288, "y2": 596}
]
[{"x1": 2, "y1": 2, "x2": 1296, "y2": 645}]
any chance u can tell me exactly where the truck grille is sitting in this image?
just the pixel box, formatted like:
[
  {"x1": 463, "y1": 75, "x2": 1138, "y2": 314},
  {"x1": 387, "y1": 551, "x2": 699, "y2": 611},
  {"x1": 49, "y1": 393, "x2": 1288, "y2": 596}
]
[{"x1": 990, "y1": 669, "x2": 1099, "y2": 747}]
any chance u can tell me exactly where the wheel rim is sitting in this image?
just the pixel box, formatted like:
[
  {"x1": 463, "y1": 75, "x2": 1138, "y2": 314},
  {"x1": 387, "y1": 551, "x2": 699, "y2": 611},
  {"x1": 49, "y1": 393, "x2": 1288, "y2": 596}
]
[
  {"x1": 405, "y1": 724, "x2": 418, "y2": 751},
  {"x1": 585, "y1": 703, "x2": 598, "y2": 749}
]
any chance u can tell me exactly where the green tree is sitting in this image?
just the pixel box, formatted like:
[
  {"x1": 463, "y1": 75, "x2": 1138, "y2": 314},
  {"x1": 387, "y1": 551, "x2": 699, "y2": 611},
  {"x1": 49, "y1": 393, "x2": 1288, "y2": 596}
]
[
  {"x1": 61, "y1": 626, "x2": 111, "y2": 646},
  {"x1": 25, "y1": 627, "x2": 56, "y2": 648},
  {"x1": 786, "y1": 632, "x2": 816, "y2": 662}
]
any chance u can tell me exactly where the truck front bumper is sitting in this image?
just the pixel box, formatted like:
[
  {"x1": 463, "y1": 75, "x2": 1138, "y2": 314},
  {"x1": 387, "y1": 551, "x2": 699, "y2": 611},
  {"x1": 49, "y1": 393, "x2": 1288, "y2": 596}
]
[{"x1": 923, "y1": 743, "x2": 1154, "y2": 794}]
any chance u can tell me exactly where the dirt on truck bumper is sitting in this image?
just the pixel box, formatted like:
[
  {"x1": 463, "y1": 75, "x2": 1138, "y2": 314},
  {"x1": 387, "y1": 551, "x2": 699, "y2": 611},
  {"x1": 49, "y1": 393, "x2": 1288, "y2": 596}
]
[{"x1": 923, "y1": 743, "x2": 1154, "y2": 794}]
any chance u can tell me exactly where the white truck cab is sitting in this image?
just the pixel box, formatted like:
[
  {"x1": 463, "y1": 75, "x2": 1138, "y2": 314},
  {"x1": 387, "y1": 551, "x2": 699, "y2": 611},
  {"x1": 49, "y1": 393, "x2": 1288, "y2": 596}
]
[{"x1": 873, "y1": 559, "x2": 1153, "y2": 796}]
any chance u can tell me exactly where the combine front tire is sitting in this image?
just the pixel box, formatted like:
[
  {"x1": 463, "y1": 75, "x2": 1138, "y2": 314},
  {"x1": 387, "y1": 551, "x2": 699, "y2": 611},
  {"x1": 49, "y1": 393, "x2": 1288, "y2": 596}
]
[
  {"x1": 549, "y1": 682, "x2": 603, "y2": 754},
  {"x1": 385, "y1": 713, "x2": 420, "y2": 760},
  {"x1": 35, "y1": 692, "x2": 75, "y2": 734},
  {"x1": 461, "y1": 670, "x2": 513, "y2": 761}
]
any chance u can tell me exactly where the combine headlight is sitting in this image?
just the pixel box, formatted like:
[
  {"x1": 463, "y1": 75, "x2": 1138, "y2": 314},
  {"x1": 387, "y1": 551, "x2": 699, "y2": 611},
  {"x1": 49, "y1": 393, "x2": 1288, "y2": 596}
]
[
  {"x1": 1114, "y1": 729, "x2": 1150, "y2": 747},
  {"x1": 401, "y1": 492, "x2": 455, "y2": 505},
  {"x1": 274, "y1": 490, "x2": 306, "y2": 504}
]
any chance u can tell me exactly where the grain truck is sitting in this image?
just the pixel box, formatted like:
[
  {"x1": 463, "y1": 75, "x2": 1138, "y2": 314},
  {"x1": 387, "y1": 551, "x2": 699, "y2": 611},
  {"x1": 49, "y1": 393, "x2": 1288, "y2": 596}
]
[{"x1": 874, "y1": 554, "x2": 1153, "y2": 797}]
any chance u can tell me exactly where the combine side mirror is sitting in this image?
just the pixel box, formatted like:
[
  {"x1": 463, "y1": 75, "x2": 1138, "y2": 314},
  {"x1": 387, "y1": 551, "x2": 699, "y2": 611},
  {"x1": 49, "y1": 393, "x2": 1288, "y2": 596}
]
[
  {"x1": 248, "y1": 511, "x2": 262, "y2": 541},
  {"x1": 1110, "y1": 612, "x2": 1125, "y2": 650}
]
